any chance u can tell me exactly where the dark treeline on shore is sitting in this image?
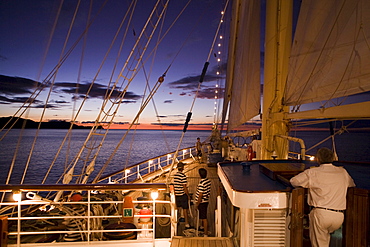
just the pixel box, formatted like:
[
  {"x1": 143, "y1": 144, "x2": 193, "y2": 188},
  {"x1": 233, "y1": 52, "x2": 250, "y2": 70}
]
[{"x1": 0, "y1": 117, "x2": 91, "y2": 129}]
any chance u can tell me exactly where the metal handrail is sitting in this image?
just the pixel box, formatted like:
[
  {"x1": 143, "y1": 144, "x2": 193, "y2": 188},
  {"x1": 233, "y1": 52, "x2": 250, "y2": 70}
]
[
  {"x1": 0, "y1": 183, "x2": 167, "y2": 192},
  {"x1": 97, "y1": 146, "x2": 196, "y2": 183},
  {"x1": 0, "y1": 184, "x2": 175, "y2": 246}
]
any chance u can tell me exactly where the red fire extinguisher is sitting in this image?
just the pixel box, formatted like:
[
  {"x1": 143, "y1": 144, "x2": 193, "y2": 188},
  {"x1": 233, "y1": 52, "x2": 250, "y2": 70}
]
[{"x1": 247, "y1": 145, "x2": 254, "y2": 161}]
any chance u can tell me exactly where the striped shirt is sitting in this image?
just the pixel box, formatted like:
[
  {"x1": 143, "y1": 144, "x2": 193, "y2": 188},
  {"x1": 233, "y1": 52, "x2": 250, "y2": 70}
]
[
  {"x1": 195, "y1": 178, "x2": 211, "y2": 203},
  {"x1": 173, "y1": 171, "x2": 187, "y2": 196},
  {"x1": 63, "y1": 205, "x2": 86, "y2": 241}
]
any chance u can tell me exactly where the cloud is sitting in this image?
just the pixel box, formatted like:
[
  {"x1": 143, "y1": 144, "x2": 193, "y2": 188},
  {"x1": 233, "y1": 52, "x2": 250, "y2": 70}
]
[
  {"x1": 31, "y1": 104, "x2": 60, "y2": 109},
  {"x1": 167, "y1": 63, "x2": 226, "y2": 99},
  {"x1": 150, "y1": 122, "x2": 183, "y2": 126},
  {"x1": 194, "y1": 86, "x2": 224, "y2": 99},
  {"x1": 55, "y1": 81, "x2": 142, "y2": 101},
  {"x1": 121, "y1": 100, "x2": 136, "y2": 104},
  {"x1": 156, "y1": 114, "x2": 185, "y2": 119},
  {"x1": 0, "y1": 95, "x2": 43, "y2": 105},
  {"x1": 0, "y1": 75, "x2": 142, "y2": 105},
  {"x1": 54, "y1": 100, "x2": 69, "y2": 104},
  {"x1": 168, "y1": 74, "x2": 221, "y2": 90},
  {"x1": 0, "y1": 75, "x2": 40, "y2": 95}
]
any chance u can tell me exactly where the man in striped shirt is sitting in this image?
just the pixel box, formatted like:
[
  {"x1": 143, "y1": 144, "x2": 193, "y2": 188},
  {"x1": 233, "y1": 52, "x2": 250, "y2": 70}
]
[
  {"x1": 195, "y1": 168, "x2": 211, "y2": 237},
  {"x1": 173, "y1": 162, "x2": 191, "y2": 228},
  {"x1": 63, "y1": 193, "x2": 86, "y2": 242}
]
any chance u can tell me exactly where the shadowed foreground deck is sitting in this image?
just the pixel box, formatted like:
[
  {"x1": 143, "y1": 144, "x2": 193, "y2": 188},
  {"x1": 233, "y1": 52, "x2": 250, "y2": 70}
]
[{"x1": 171, "y1": 236, "x2": 233, "y2": 247}]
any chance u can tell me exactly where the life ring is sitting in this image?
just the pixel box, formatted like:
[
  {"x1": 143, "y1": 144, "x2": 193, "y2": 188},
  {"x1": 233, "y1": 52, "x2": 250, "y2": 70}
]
[{"x1": 139, "y1": 207, "x2": 152, "y2": 223}]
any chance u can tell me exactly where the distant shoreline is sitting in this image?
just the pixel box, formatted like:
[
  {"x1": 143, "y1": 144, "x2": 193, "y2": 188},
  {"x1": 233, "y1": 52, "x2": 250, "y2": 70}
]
[
  {"x1": 1, "y1": 116, "x2": 369, "y2": 131},
  {"x1": 0, "y1": 117, "x2": 92, "y2": 129}
]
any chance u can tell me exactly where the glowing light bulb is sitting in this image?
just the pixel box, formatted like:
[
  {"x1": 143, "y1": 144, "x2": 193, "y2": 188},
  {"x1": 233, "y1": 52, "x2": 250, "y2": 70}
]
[
  {"x1": 151, "y1": 191, "x2": 159, "y2": 200},
  {"x1": 13, "y1": 190, "x2": 21, "y2": 202}
]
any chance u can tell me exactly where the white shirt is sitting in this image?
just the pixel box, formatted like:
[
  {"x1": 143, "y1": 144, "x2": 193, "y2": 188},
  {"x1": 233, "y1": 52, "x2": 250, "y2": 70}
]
[{"x1": 290, "y1": 163, "x2": 355, "y2": 210}]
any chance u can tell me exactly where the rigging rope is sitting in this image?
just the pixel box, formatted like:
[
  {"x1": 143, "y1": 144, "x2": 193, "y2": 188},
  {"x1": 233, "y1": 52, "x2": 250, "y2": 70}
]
[
  {"x1": 54, "y1": 0, "x2": 169, "y2": 186},
  {"x1": 91, "y1": 0, "x2": 213, "y2": 183},
  {"x1": 1, "y1": 1, "x2": 64, "y2": 193},
  {"x1": 166, "y1": 1, "x2": 230, "y2": 184},
  {"x1": 305, "y1": 121, "x2": 355, "y2": 153},
  {"x1": 122, "y1": 6, "x2": 173, "y2": 175},
  {"x1": 22, "y1": 0, "x2": 83, "y2": 185}
]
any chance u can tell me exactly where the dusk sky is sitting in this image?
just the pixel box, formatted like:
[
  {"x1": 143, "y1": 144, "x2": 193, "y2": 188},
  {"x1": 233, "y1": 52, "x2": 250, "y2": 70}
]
[{"x1": 0, "y1": 0, "x2": 229, "y2": 129}]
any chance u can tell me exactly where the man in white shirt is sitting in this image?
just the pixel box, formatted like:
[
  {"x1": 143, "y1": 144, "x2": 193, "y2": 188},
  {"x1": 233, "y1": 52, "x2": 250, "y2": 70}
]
[{"x1": 290, "y1": 147, "x2": 355, "y2": 247}]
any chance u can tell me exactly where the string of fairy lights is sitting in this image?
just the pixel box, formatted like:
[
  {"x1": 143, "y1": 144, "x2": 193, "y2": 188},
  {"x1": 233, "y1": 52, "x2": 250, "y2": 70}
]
[{"x1": 212, "y1": 9, "x2": 227, "y2": 127}]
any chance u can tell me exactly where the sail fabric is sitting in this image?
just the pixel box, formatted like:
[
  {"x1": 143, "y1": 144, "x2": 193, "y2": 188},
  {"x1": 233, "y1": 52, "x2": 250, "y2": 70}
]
[
  {"x1": 224, "y1": 0, "x2": 261, "y2": 131},
  {"x1": 285, "y1": 0, "x2": 370, "y2": 106}
]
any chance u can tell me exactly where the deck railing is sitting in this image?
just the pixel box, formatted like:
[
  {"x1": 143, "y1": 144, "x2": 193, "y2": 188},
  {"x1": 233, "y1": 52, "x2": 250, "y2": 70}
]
[
  {"x1": 97, "y1": 146, "x2": 197, "y2": 183},
  {"x1": 0, "y1": 183, "x2": 175, "y2": 247}
]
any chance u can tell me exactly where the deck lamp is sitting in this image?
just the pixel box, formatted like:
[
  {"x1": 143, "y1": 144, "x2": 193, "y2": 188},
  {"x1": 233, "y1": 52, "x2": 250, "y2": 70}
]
[
  {"x1": 151, "y1": 191, "x2": 159, "y2": 200},
  {"x1": 12, "y1": 190, "x2": 22, "y2": 202}
]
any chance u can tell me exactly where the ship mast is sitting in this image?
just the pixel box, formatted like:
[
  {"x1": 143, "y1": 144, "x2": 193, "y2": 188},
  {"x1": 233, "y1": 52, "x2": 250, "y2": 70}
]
[{"x1": 261, "y1": 0, "x2": 292, "y2": 159}]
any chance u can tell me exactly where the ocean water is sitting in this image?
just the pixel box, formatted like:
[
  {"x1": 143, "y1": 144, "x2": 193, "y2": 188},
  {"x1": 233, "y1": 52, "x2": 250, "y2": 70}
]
[
  {"x1": 0, "y1": 129, "x2": 211, "y2": 184},
  {"x1": 0, "y1": 129, "x2": 369, "y2": 184}
]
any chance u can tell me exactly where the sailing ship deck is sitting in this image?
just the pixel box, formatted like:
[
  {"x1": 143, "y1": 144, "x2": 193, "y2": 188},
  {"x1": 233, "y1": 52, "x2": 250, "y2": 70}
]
[{"x1": 129, "y1": 156, "x2": 221, "y2": 238}]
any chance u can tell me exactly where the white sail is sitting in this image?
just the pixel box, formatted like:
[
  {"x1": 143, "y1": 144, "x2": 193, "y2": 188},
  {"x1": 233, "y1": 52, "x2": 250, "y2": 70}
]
[
  {"x1": 285, "y1": 0, "x2": 370, "y2": 107},
  {"x1": 224, "y1": 0, "x2": 261, "y2": 131}
]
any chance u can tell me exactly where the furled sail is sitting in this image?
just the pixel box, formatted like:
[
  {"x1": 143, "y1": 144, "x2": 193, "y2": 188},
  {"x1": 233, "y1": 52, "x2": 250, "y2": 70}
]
[
  {"x1": 223, "y1": 0, "x2": 261, "y2": 131},
  {"x1": 285, "y1": 0, "x2": 370, "y2": 107}
]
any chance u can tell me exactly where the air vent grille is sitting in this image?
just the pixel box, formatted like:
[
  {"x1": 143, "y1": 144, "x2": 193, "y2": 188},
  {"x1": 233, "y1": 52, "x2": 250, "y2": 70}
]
[{"x1": 253, "y1": 209, "x2": 286, "y2": 246}]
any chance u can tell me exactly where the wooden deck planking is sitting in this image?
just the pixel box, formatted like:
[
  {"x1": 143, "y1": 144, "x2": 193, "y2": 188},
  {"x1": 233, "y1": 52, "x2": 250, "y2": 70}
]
[{"x1": 171, "y1": 236, "x2": 233, "y2": 247}]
